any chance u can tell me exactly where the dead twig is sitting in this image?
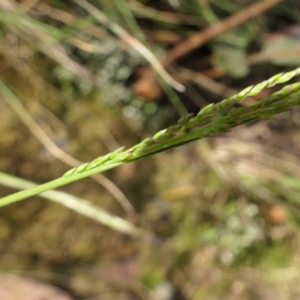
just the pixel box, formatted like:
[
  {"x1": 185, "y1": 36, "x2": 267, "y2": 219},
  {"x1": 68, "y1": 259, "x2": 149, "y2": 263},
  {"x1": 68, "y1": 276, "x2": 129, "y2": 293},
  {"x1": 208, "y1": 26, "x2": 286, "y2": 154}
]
[{"x1": 164, "y1": 0, "x2": 283, "y2": 65}]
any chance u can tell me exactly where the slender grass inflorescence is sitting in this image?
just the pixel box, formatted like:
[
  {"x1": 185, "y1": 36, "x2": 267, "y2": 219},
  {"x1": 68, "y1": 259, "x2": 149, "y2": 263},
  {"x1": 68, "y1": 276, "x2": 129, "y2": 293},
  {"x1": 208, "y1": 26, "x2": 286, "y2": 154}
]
[
  {"x1": 1, "y1": 68, "x2": 300, "y2": 206},
  {"x1": 63, "y1": 68, "x2": 300, "y2": 178}
]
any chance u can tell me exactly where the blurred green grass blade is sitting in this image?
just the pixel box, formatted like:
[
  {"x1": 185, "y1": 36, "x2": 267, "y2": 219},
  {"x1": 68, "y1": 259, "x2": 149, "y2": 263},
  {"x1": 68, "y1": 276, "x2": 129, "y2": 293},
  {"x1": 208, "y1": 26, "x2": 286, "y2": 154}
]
[
  {"x1": 112, "y1": 0, "x2": 145, "y2": 42},
  {"x1": 0, "y1": 172, "x2": 154, "y2": 240},
  {"x1": 128, "y1": 0, "x2": 204, "y2": 25},
  {"x1": 0, "y1": 9, "x2": 98, "y2": 47}
]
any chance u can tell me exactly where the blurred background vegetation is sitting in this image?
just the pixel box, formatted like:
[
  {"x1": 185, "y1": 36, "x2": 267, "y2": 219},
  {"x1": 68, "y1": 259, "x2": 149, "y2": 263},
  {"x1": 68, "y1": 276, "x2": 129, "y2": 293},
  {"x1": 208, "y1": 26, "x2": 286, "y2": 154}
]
[{"x1": 1, "y1": 0, "x2": 300, "y2": 299}]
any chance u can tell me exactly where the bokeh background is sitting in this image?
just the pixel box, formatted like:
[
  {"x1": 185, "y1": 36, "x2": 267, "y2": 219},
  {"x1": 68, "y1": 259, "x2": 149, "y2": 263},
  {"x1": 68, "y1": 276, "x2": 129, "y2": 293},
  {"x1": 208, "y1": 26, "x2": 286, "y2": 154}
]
[{"x1": 1, "y1": 0, "x2": 300, "y2": 299}]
